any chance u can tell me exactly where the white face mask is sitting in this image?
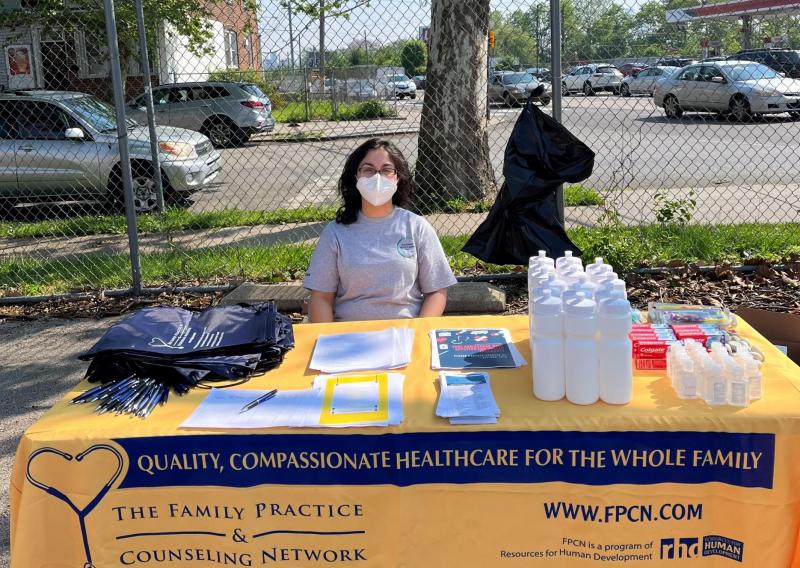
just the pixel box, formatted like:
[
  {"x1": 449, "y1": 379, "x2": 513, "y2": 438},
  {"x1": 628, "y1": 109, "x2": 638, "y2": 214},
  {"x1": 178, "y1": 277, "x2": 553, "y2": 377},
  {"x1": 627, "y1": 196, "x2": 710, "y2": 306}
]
[{"x1": 356, "y1": 173, "x2": 398, "y2": 207}]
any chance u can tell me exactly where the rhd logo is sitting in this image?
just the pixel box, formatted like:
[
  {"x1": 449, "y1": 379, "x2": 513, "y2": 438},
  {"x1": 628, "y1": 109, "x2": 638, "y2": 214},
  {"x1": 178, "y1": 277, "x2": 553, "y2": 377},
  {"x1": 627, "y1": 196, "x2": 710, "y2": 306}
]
[{"x1": 660, "y1": 537, "x2": 700, "y2": 559}]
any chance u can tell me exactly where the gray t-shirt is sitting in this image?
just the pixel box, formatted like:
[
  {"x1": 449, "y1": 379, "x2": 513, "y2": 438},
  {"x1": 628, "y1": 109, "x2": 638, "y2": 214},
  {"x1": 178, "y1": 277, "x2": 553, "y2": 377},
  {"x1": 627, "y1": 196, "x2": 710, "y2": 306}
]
[{"x1": 303, "y1": 208, "x2": 457, "y2": 321}]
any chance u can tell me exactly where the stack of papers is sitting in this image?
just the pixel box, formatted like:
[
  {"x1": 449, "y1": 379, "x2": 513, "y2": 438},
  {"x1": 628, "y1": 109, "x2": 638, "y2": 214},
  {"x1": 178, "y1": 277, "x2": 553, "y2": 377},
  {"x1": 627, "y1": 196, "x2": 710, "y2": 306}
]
[
  {"x1": 180, "y1": 373, "x2": 404, "y2": 429},
  {"x1": 435, "y1": 372, "x2": 500, "y2": 425},
  {"x1": 430, "y1": 329, "x2": 526, "y2": 370},
  {"x1": 309, "y1": 328, "x2": 414, "y2": 373}
]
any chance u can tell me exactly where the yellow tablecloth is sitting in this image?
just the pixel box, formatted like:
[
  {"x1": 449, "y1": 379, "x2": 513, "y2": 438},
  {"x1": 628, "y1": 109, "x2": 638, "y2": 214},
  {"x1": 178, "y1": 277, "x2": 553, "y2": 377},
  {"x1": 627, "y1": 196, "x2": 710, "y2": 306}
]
[{"x1": 10, "y1": 315, "x2": 800, "y2": 567}]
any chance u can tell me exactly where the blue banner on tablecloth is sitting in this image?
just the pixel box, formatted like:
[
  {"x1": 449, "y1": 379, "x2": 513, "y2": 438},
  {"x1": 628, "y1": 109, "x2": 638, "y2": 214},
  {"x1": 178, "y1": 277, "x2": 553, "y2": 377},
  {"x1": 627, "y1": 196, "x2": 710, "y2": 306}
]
[{"x1": 115, "y1": 430, "x2": 774, "y2": 489}]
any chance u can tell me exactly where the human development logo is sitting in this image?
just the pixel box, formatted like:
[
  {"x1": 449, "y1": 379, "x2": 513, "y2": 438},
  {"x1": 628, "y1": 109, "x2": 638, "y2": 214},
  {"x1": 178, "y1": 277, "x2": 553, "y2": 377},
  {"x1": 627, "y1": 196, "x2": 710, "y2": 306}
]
[{"x1": 660, "y1": 535, "x2": 744, "y2": 562}]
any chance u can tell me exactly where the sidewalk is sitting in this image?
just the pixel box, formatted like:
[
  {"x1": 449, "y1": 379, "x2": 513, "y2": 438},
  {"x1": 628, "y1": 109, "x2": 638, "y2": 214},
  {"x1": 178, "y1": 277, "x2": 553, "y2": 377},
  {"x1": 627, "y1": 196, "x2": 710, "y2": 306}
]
[{"x1": 257, "y1": 102, "x2": 424, "y2": 142}]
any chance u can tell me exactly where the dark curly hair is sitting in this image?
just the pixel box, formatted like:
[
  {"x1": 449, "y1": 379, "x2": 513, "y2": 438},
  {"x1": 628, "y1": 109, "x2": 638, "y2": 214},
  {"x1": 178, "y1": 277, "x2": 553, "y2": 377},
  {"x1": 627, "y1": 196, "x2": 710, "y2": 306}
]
[{"x1": 335, "y1": 138, "x2": 415, "y2": 225}]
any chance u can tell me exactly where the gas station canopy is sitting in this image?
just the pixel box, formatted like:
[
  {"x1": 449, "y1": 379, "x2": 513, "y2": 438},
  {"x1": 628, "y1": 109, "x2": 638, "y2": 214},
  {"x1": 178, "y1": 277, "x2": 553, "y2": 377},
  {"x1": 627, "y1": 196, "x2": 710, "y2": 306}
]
[{"x1": 666, "y1": 0, "x2": 800, "y2": 22}]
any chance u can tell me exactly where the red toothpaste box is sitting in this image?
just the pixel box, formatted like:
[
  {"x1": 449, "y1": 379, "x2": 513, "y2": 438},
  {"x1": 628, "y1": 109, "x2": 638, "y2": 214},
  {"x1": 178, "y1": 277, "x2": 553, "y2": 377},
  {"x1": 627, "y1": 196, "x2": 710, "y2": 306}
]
[
  {"x1": 632, "y1": 340, "x2": 670, "y2": 358},
  {"x1": 635, "y1": 358, "x2": 667, "y2": 370}
]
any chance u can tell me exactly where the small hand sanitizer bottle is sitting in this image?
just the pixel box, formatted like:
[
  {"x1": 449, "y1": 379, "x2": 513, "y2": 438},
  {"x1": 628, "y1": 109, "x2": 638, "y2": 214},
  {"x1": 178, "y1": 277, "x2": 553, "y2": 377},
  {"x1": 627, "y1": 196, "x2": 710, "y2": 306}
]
[
  {"x1": 725, "y1": 357, "x2": 749, "y2": 407},
  {"x1": 734, "y1": 352, "x2": 762, "y2": 401},
  {"x1": 702, "y1": 357, "x2": 726, "y2": 406},
  {"x1": 674, "y1": 352, "x2": 696, "y2": 399}
]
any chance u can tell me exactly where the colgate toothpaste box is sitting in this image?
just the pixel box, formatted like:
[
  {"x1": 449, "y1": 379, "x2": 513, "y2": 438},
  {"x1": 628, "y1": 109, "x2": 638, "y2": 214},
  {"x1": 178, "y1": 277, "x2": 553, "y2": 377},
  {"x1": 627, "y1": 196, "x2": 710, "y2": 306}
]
[
  {"x1": 632, "y1": 340, "x2": 670, "y2": 358},
  {"x1": 635, "y1": 358, "x2": 667, "y2": 370}
]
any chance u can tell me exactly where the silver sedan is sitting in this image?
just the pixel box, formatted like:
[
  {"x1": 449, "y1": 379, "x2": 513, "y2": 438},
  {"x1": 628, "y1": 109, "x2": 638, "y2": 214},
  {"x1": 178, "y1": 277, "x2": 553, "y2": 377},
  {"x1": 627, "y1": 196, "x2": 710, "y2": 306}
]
[
  {"x1": 653, "y1": 61, "x2": 800, "y2": 121},
  {"x1": 619, "y1": 66, "x2": 680, "y2": 97}
]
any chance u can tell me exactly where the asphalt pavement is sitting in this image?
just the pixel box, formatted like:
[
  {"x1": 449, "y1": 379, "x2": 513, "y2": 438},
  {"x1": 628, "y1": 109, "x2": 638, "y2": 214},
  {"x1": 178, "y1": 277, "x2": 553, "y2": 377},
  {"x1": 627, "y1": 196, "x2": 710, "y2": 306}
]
[{"x1": 190, "y1": 93, "x2": 800, "y2": 221}]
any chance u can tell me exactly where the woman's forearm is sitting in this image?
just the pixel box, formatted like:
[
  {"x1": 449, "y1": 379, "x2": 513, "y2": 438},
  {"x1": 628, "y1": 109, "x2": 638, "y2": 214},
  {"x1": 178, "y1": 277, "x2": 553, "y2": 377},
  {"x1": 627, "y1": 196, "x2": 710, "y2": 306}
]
[
  {"x1": 310, "y1": 291, "x2": 335, "y2": 323},
  {"x1": 419, "y1": 289, "x2": 448, "y2": 317}
]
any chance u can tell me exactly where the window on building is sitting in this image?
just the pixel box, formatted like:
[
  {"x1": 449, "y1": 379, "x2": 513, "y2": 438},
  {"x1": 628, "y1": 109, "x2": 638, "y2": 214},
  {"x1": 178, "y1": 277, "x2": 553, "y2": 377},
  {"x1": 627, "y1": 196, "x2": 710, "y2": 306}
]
[
  {"x1": 244, "y1": 36, "x2": 254, "y2": 68},
  {"x1": 225, "y1": 30, "x2": 239, "y2": 68},
  {"x1": 84, "y1": 40, "x2": 110, "y2": 77}
]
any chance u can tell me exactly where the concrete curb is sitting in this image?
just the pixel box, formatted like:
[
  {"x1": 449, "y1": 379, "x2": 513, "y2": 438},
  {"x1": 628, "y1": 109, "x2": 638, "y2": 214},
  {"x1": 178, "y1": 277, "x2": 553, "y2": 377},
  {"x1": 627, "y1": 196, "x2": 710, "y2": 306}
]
[{"x1": 220, "y1": 281, "x2": 506, "y2": 314}]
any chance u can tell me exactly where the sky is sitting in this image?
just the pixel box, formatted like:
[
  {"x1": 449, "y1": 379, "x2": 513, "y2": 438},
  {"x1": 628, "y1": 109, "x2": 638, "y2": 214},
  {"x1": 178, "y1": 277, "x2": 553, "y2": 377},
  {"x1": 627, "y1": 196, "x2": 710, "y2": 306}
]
[
  {"x1": 254, "y1": 0, "x2": 624, "y2": 65},
  {"x1": 258, "y1": 0, "x2": 432, "y2": 64}
]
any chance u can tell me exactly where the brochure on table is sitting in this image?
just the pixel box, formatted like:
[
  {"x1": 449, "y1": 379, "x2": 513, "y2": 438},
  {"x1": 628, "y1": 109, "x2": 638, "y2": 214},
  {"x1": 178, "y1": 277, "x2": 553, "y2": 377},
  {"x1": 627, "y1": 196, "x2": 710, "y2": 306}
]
[
  {"x1": 436, "y1": 371, "x2": 500, "y2": 425},
  {"x1": 430, "y1": 328, "x2": 526, "y2": 369}
]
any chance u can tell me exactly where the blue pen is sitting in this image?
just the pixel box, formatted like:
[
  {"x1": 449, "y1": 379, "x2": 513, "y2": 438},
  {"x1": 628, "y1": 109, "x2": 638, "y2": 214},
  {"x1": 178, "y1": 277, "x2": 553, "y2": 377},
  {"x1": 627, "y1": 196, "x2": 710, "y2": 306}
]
[{"x1": 239, "y1": 389, "x2": 278, "y2": 414}]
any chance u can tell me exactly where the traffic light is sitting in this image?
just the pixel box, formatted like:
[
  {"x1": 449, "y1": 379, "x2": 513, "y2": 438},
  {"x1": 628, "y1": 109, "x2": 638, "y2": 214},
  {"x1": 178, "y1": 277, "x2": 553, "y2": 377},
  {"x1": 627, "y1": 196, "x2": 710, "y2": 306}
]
[{"x1": 488, "y1": 31, "x2": 495, "y2": 49}]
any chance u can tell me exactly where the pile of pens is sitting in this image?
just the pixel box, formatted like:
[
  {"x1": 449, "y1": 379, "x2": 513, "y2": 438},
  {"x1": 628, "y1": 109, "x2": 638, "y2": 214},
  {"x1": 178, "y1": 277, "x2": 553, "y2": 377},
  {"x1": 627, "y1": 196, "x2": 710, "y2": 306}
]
[
  {"x1": 73, "y1": 301, "x2": 295, "y2": 418},
  {"x1": 72, "y1": 377, "x2": 178, "y2": 417}
]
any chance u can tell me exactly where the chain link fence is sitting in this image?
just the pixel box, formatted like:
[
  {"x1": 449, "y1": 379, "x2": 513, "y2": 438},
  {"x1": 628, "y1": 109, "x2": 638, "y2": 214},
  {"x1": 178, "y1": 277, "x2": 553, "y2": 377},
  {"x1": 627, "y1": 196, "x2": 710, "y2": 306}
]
[{"x1": 0, "y1": 0, "x2": 799, "y2": 297}]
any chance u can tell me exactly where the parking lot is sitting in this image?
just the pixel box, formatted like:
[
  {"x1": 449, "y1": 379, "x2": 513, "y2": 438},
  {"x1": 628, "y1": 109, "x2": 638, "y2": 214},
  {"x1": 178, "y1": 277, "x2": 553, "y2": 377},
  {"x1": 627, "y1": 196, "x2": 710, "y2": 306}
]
[{"x1": 189, "y1": 93, "x2": 800, "y2": 225}]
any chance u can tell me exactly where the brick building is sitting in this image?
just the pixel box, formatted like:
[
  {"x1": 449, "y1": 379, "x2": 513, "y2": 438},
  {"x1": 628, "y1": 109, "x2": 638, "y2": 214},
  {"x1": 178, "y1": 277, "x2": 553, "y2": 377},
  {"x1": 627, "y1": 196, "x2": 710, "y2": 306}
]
[{"x1": 0, "y1": 1, "x2": 262, "y2": 100}]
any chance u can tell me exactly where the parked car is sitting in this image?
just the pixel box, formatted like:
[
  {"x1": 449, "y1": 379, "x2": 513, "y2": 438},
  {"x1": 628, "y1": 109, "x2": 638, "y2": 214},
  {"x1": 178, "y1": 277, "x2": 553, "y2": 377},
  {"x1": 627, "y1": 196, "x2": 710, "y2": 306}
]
[
  {"x1": 411, "y1": 75, "x2": 427, "y2": 90},
  {"x1": 655, "y1": 57, "x2": 698, "y2": 68},
  {"x1": 562, "y1": 64, "x2": 623, "y2": 96},
  {"x1": 617, "y1": 62, "x2": 648, "y2": 77},
  {"x1": 380, "y1": 74, "x2": 417, "y2": 99},
  {"x1": 489, "y1": 72, "x2": 551, "y2": 106},
  {"x1": 525, "y1": 67, "x2": 550, "y2": 79},
  {"x1": 0, "y1": 91, "x2": 220, "y2": 214},
  {"x1": 345, "y1": 79, "x2": 379, "y2": 101},
  {"x1": 619, "y1": 66, "x2": 680, "y2": 97},
  {"x1": 727, "y1": 48, "x2": 800, "y2": 79},
  {"x1": 653, "y1": 60, "x2": 800, "y2": 121},
  {"x1": 127, "y1": 81, "x2": 275, "y2": 148}
]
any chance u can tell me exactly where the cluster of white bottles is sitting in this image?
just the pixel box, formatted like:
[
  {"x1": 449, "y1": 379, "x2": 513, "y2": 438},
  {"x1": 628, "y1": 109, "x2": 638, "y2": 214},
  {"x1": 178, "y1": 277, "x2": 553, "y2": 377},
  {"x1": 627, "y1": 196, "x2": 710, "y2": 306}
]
[
  {"x1": 529, "y1": 252, "x2": 633, "y2": 405},
  {"x1": 667, "y1": 340, "x2": 762, "y2": 406}
]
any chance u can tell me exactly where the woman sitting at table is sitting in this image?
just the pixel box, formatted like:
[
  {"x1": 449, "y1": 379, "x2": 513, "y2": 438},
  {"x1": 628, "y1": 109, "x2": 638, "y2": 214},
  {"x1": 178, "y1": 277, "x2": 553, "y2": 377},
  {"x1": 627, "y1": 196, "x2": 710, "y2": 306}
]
[{"x1": 303, "y1": 138, "x2": 457, "y2": 322}]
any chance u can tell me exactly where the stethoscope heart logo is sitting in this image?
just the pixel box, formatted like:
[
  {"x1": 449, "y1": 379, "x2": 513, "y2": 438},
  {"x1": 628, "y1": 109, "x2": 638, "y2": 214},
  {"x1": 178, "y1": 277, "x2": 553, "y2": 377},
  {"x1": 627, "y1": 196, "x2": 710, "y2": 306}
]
[{"x1": 26, "y1": 444, "x2": 125, "y2": 568}]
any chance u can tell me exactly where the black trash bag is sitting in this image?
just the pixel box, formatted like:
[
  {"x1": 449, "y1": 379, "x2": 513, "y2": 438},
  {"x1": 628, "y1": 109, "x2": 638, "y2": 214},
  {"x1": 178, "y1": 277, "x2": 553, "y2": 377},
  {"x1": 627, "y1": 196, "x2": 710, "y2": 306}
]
[{"x1": 462, "y1": 97, "x2": 595, "y2": 264}]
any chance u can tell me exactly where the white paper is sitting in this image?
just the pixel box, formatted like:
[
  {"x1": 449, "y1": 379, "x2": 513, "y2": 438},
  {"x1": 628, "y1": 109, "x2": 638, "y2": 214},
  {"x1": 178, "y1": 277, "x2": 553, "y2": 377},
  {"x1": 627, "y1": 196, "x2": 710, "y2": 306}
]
[
  {"x1": 180, "y1": 388, "x2": 323, "y2": 429},
  {"x1": 310, "y1": 328, "x2": 414, "y2": 373},
  {"x1": 330, "y1": 381, "x2": 380, "y2": 414}
]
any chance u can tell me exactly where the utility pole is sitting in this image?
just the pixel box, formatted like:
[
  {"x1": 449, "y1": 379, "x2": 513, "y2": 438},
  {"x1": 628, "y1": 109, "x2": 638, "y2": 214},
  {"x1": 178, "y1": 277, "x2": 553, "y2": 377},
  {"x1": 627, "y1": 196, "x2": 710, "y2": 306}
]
[
  {"x1": 319, "y1": 0, "x2": 325, "y2": 78},
  {"x1": 288, "y1": 0, "x2": 295, "y2": 68},
  {"x1": 364, "y1": 30, "x2": 369, "y2": 63},
  {"x1": 535, "y1": 5, "x2": 541, "y2": 71}
]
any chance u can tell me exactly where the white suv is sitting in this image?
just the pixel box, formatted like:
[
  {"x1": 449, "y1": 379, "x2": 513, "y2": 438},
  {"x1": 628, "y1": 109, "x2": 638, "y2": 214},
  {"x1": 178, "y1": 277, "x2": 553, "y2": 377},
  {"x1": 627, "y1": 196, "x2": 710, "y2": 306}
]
[{"x1": 562, "y1": 64, "x2": 623, "y2": 96}]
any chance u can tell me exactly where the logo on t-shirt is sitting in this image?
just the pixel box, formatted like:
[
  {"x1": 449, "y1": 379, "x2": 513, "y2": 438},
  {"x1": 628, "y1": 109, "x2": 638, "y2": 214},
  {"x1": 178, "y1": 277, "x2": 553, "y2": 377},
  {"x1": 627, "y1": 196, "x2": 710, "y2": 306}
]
[{"x1": 396, "y1": 237, "x2": 416, "y2": 258}]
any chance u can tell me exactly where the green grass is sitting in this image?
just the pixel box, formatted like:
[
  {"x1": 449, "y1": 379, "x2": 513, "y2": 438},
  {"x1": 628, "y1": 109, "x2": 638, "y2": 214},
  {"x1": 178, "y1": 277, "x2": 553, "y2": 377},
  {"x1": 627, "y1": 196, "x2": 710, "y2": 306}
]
[
  {"x1": 0, "y1": 207, "x2": 339, "y2": 239},
  {"x1": 272, "y1": 100, "x2": 397, "y2": 123},
  {"x1": 564, "y1": 184, "x2": 603, "y2": 206},
  {"x1": 3, "y1": 222, "x2": 798, "y2": 296}
]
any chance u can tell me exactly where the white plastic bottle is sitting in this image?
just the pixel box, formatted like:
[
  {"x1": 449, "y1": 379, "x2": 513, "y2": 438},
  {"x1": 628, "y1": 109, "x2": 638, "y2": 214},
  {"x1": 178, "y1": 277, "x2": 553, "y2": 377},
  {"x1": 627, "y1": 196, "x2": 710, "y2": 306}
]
[
  {"x1": 564, "y1": 292, "x2": 599, "y2": 405},
  {"x1": 556, "y1": 250, "x2": 583, "y2": 275},
  {"x1": 586, "y1": 257, "x2": 613, "y2": 282},
  {"x1": 560, "y1": 266, "x2": 586, "y2": 288},
  {"x1": 701, "y1": 357, "x2": 727, "y2": 406},
  {"x1": 564, "y1": 272, "x2": 599, "y2": 303},
  {"x1": 595, "y1": 280, "x2": 627, "y2": 308},
  {"x1": 673, "y1": 350, "x2": 697, "y2": 399},
  {"x1": 530, "y1": 250, "x2": 555, "y2": 270},
  {"x1": 734, "y1": 352, "x2": 762, "y2": 400},
  {"x1": 529, "y1": 264, "x2": 554, "y2": 288},
  {"x1": 540, "y1": 272, "x2": 568, "y2": 298},
  {"x1": 531, "y1": 289, "x2": 566, "y2": 401},
  {"x1": 725, "y1": 357, "x2": 749, "y2": 407},
  {"x1": 597, "y1": 291, "x2": 633, "y2": 404}
]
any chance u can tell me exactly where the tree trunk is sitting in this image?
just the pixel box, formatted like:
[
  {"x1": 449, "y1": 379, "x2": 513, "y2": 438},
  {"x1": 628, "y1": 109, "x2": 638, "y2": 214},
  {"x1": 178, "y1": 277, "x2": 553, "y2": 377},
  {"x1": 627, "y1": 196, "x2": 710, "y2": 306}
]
[{"x1": 415, "y1": 0, "x2": 494, "y2": 211}]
